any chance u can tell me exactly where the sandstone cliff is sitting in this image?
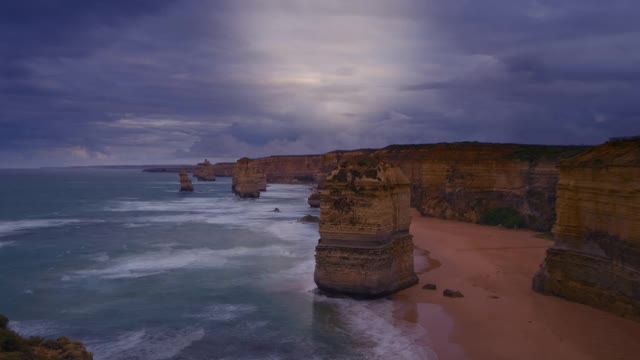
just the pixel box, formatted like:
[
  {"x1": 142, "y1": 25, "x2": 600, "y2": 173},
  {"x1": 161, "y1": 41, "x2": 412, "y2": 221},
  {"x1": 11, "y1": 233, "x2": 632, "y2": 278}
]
[
  {"x1": 213, "y1": 142, "x2": 587, "y2": 230},
  {"x1": 212, "y1": 162, "x2": 235, "y2": 177},
  {"x1": 314, "y1": 159, "x2": 418, "y2": 297},
  {"x1": 533, "y1": 137, "x2": 640, "y2": 320},
  {"x1": 193, "y1": 159, "x2": 216, "y2": 181},
  {"x1": 232, "y1": 158, "x2": 265, "y2": 198},
  {"x1": 372, "y1": 143, "x2": 587, "y2": 231},
  {"x1": 179, "y1": 169, "x2": 193, "y2": 192}
]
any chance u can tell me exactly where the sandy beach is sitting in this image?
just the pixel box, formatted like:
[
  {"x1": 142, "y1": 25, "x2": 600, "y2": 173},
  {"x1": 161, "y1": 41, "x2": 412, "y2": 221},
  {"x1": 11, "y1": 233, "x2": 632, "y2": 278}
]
[{"x1": 394, "y1": 210, "x2": 640, "y2": 360}]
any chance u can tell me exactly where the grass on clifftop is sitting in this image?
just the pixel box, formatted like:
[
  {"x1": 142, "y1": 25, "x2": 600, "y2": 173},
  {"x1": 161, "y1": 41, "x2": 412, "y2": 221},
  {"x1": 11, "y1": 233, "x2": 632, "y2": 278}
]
[
  {"x1": 479, "y1": 207, "x2": 526, "y2": 229},
  {"x1": 1, "y1": 314, "x2": 92, "y2": 360}
]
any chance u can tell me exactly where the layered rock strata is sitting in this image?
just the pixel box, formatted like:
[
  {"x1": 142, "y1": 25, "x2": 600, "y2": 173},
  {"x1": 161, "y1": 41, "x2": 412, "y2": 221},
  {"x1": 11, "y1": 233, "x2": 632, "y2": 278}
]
[
  {"x1": 193, "y1": 159, "x2": 216, "y2": 181},
  {"x1": 211, "y1": 143, "x2": 588, "y2": 230},
  {"x1": 533, "y1": 138, "x2": 640, "y2": 320},
  {"x1": 232, "y1": 158, "x2": 265, "y2": 198},
  {"x1": 373, "y1": 143, "x2": 587, "y2": 231},
  {"x1": 314, "y1": 159, "x2": 418, "y2": 297},
  {"x1": 179, "y1": 169, "x2": 193, "y2": 192}
]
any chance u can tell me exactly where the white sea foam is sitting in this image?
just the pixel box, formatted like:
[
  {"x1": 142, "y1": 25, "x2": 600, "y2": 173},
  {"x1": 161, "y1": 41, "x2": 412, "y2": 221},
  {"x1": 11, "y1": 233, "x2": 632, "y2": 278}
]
[
  {"x1": 70, "y1": 245, "x2": 294, "y2": 280},
  {"x1": 317, "y1": 297, "x2": 437, "y2": 360},
  {"x1": 87, "y1": 327, "x2": 205, "y2": 360},
  {"x1": 190, "y1": 303, "x2": 257, "y2": 321},
  {"x1": 264, "y1": 220, "x2": 319, "y2": 243},
  {"x1": 9, "y1": 320, "x2": 62, "y2": 337},
  {"x1": 0, "y1": 219, "x2": 86, "y2": 238}
]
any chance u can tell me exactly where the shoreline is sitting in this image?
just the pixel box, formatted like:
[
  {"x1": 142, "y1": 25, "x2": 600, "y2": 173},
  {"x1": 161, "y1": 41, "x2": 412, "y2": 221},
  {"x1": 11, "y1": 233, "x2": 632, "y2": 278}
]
[{"x1": 393, "y1": 210, "x2": 640, "y2": 359}]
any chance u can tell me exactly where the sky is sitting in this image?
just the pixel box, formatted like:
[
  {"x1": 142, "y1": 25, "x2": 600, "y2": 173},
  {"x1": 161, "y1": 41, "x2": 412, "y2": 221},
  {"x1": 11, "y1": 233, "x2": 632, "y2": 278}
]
[{"x1": 1, "y1": 0, "x2": 639, "y2": 167}]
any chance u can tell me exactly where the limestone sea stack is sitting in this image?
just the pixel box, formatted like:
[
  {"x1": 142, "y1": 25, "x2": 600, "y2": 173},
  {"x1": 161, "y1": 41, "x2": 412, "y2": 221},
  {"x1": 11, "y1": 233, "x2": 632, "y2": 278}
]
[
  {"x1": 533, "y1": 137, "x2": 640, "y2": 320},
  {"x1": 179, "y1": 169, "x2": 194, "y2": 192},
  {"x1": 232, "y1": 157, "x2": 265, "y2": 198},
  {"x1": 314, "y1": 158, "x2": 419, "y2": 297},
  {"x1": 193, "y1": 159, "x2": 216, "y2": 181}
]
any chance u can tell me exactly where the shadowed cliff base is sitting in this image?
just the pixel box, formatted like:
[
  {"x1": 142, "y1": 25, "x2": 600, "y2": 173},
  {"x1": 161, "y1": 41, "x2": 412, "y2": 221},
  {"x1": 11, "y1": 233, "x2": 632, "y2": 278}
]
[{"x1": 533, "y1": 137, "x2": 640, "y2": 320}]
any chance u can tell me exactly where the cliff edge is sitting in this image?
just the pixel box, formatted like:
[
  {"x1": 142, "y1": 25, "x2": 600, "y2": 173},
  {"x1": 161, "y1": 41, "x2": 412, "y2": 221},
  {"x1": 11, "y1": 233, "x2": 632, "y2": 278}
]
[{"x1": 532, "y1": 137, "x2": 640, "y2": 320}]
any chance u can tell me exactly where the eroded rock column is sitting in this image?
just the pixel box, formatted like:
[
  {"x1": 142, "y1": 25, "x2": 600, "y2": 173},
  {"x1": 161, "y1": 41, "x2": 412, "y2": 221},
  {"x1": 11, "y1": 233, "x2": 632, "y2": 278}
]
[
  {"x1": 232, "y1": 157, "x2": 265, "y2": 198},
  {"x1": 314, "y1": 158, "x2": 418, "y2": 297},
  {"x1": 179, "y1": 169, "x2": 193, "y2": 192},
  {"x1": 533, "y1": 137, "x2": 640, "y2": 320},
  {"x1": 193, "y1": 159, "x2": 216, "y2": 181}
]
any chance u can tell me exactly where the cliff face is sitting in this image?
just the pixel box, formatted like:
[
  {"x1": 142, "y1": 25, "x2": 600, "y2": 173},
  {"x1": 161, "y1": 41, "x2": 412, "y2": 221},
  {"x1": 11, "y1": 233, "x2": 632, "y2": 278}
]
[
  {"x1": 533, "y1": 138, "x2": 640, "y2": 320},
  {"x1": 178, "y1": 169, "x2": 193, "y2": 192},
  {"x1": 314, "y1": 159, "x2": 418, "y2": 297},
  {"x1": 232, "y1": 158, "x2": 265, "y2": 198},
  {"x1": 212, "y1": 143, "x2": 587, "y2": 230},
  {"x1": 251, "y1": 150, "x2": 375, "y2": 184},
  {"x1": 193, "y1": 159, "x2": 216, "y2": 181},
  {"x1": 373, "y1": 143, "x2": 587, "y2": 231},
  {"x1": 212, "y1": 162, "x2": 235, "y2": 177}
]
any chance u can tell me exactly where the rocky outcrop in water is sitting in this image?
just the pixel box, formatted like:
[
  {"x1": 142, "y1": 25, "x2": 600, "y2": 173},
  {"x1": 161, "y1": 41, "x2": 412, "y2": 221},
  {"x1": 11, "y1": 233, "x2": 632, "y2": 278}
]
[
  {"x1": 193, "y1": 159, "x2": 216, "y2": 181},
  {"x1": 232, "y1": 158, "x2": 265, "y2": 198},
  {"x1": 532, "y1": 137, "x2": 640, "y2": 320},
  {"x1": 179, "y1": 169, "x2": 194, "y2": 192},
  {"x1": 0, "y1": 314, "x2": 93, "y2": 359},
  {"x1": 314, "y1": 159, "x2": 418, "y2": 297},
  {"x1": 307, "y1": 192, "x2": 320, "y2": 208}
]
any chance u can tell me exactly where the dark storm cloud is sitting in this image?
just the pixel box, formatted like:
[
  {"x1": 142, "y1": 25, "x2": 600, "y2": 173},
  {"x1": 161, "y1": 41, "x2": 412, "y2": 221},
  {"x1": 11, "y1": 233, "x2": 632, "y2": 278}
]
[{"x1": 1, "y1": 0, "x2": 640, "y2": 166}]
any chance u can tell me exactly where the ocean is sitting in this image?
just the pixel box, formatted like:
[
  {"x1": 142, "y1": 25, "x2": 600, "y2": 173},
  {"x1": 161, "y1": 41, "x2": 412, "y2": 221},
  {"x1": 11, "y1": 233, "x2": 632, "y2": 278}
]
[{"x1": 0, "y1": 168, "x2": 432, "y2": 360}]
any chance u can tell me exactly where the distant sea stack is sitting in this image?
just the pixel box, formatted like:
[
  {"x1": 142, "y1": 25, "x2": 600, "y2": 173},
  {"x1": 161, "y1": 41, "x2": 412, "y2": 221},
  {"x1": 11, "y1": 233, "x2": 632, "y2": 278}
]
[
  {"x1": 533, "y1": 137, "x2": 640, "y2": 320},
  {"x1": 232, "y1": 157, "x2": 265, "y2": 198},
  {"x1": 314, "y1": 158, "x2": 418, "y2": 297},
  {"x1": 179, "y1": 169, "x2": 194, "y2": 192},
  {"x1": 193, "y1": 159, "x2": 216, "y2": 181}
]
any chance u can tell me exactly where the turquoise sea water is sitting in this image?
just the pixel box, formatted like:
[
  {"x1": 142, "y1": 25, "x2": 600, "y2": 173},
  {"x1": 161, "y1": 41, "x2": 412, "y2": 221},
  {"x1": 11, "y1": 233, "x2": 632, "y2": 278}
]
[{"x1": 0, "y1": 169, "x2": 431, "y2": 360}]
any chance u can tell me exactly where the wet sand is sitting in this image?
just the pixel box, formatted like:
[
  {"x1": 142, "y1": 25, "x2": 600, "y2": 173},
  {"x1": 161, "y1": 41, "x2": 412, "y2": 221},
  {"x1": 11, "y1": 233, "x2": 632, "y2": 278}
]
[{"x1": 394, "y1": 210, "x2": 640, "y2": 360}]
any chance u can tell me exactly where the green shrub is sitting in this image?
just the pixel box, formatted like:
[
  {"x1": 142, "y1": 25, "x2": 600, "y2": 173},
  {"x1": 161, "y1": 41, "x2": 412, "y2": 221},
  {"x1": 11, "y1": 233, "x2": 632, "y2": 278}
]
[
  {"x1": 479, "y1": 207, "x2": 526, "y2": 228},
  {"x1": 0, "y1": 315, "x2": 7, "y2": 329}
]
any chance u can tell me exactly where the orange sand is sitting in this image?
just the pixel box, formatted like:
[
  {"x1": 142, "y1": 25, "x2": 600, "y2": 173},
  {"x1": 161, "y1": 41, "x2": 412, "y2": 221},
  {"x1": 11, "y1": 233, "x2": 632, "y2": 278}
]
[{"x1": 394, "y1": 210, "x2": 640, "y2": 360}]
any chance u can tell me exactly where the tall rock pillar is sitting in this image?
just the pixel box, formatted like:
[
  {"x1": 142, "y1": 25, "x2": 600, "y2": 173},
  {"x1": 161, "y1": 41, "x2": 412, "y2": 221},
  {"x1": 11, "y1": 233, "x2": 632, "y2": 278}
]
[
  {"x1": 232, "y1": 157, "x2": 265, "y2": 198},
  {"x1": 179, "y1": 169, "x2": 194, "y2": 192},
  {"x1": 314, "y1": 158, "x2": 418, "y2": 297},
  {"x1": 533, "y1": 137, "x2": 640, "y2": 320}
]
